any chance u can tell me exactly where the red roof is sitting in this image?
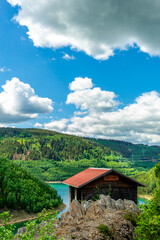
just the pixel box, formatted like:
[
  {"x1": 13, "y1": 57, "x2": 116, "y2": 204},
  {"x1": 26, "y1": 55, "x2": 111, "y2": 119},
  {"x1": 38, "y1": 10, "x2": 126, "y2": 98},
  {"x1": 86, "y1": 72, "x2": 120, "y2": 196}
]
[{"x1": 63, "y1": 168, "x2": 110, "y2": 188}]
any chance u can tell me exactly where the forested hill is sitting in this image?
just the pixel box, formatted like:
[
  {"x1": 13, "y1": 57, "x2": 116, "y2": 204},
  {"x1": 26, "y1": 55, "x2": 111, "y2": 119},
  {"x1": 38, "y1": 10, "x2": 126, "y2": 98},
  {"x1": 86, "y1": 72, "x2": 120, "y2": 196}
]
[
  {"x1": 0, "y1": 127, "x2": 113, "y2": 161},
  {"x1": 89, "y1": 138, "x2": 160, "y2": 169},
  {"x1": 0, "y1": 158, "x2": 62, "y2": 212},
  {"x1": 0, "y1": 127, "x2": 159, "y2": 181}
]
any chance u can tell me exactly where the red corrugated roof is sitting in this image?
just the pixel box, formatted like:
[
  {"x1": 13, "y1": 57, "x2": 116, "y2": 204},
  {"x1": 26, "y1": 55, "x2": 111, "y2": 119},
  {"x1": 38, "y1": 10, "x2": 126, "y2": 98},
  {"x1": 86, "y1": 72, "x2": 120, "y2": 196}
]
[{"x1": 63, "y1": 168, "x2": 110, "y2": 188}]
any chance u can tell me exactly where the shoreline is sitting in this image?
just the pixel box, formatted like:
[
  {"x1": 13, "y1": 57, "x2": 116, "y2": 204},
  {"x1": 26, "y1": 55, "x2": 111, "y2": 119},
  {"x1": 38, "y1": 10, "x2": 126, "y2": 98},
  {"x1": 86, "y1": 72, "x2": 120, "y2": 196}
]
[
  {"x1": 45, "y1": 181, "x2": 62, "y2": 184},
  {"x1": 138, "y1": 194, "x2": 152, "y2": 201},
  {"x1": 0, "y1": 203, "x2": 66, "y2": 226}
]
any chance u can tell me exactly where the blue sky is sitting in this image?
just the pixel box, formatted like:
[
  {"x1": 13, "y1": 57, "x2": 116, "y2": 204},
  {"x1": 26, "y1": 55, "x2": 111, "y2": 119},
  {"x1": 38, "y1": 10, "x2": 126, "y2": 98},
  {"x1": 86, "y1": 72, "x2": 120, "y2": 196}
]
[{"x1": 1, "y1": 0, "x2": 160, "y2": 144}]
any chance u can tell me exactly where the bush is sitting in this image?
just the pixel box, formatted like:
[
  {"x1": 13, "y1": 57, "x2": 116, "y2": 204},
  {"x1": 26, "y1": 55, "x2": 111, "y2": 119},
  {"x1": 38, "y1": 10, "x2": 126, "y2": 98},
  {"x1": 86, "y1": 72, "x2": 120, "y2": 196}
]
[
  {"x1": 0, "y1": 210, "x2": 63, "y2": 240},
  {"x1": 97, "y1": 224, "x2": 113, "y2": 239},
  {"x1": 124, "y1": 212, "x2": 138, "y2": 226},
  {"x1": 135, "y1": 163, "x2": 160, "y2": 239}
]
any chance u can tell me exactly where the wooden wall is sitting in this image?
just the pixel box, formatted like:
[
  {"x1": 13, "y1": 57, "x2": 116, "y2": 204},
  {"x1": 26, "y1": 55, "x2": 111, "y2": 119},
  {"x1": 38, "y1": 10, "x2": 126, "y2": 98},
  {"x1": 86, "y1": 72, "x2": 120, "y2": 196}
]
[
  {"x1": 69, "y1": 173, "x2": 138, "y2": 204},
  {"x1": 81, "y1": 173, "x2": 138, "y2": 203}
]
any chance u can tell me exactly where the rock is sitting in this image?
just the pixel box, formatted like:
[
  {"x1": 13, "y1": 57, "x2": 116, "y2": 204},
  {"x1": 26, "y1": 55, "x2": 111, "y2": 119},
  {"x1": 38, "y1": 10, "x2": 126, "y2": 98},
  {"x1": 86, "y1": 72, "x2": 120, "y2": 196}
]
[
  {"x1": 17, "y1": 226, "x2": 27, "y2": 235},
  {"x1": 54, "y1": 195, "x2": 140, "y2": 240},
  {"x1": 60, "y1": 210, "x2": 74, "y2": 222},
  {"x1": 69, "y1": 200, "x2": 85, "y2": 219},
  {"x1": 115, "y1": 199, "x2": 125, "y2": 210},
  {"x1": 81, "y1": 199, "x2": 92, "y2": 212},
  {"x1": 86, "y1": 203, "x2": 104, "y2": 216},
  {"x1": 98, "y1": 194, "x2": 117, "y2": 210},
  {"x1": 68, "y1": 227, "x2": 77, "y2": 233},
  {"x1": 124, "y1": 199, "x2": 140, "y2": 213}
]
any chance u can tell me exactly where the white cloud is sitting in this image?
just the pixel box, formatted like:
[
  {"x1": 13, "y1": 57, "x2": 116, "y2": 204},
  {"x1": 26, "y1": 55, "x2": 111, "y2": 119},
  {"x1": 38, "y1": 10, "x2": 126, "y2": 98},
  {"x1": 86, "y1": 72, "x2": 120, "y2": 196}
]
[
  {"x1": 7, "y1": 0, "x2": 160, "y2": 60},
  {"x1": 44, "y1": 78, "x2": 160, "y2": 144},
  {"x1": 51, "y1": 57, "x2": 56, "y2": 61},
  {"x1": 74, "y1": 111, "x2": 87, "y2": 116},
  {"x1": 0, "y1": 66, "x2": 11, "y2": 72},
  {"x1": 67, "y1": 77, "x2": 118, "y2": 112},
  {"x1": 62, "y1": 53, "x2": 75, "y2": 60},
  {"x1": 44, "y1": 119, "x2": 68, "y2": 132},
  {"x1": 34, "y1": 122, "x2": 43, "y2": 128},
  {"x1": 69, "y1": 77, "x2": 93, "y2": 91},
  {"x1": 0, "y1": 77, "x2": 53, "y2": 123}
]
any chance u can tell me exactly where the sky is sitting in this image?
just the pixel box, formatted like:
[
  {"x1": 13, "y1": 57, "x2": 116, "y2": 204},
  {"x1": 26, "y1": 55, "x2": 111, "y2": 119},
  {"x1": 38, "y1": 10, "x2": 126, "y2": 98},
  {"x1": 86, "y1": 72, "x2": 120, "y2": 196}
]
[{"x1": 1, "y1": 0, "x2": 160, "y2": 144}]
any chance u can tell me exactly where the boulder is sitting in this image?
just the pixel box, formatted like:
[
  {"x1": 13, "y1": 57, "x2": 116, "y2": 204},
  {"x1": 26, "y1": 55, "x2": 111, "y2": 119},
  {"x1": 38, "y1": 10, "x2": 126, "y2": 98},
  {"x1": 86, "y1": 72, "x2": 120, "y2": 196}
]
[
  {"x1": 86, "y1": 202, "x2": 104, "y2": 216},
  {"x1": 68, "y1": 200, "x2": 85, "y2": 219},
  {"x1": 98, "y1": 194, "x2": 117, "y2": 210},
  {"x1": 81, "y1": 199, "x2": 92, "y2": 212},
  {"x1": 115, "y1": 199, "x2": 125, "y2": 210},
  {"x1": 16, "y1": 226, "x2": 27, "y2": 235}
]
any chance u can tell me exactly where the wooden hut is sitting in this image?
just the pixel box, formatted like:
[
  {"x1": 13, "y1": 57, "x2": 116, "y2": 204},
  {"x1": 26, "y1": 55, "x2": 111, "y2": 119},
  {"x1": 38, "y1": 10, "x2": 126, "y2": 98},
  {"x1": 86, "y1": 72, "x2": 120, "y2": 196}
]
[{"x1": 63, "y1": 168, "x2": 145, "y2": 204}]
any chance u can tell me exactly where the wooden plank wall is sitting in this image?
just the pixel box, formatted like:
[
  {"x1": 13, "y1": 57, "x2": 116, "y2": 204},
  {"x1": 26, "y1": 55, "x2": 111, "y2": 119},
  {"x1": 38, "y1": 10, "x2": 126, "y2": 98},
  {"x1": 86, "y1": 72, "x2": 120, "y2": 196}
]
[{"x1": 81, "y1": 173, "x2": 138, "y2": 203}]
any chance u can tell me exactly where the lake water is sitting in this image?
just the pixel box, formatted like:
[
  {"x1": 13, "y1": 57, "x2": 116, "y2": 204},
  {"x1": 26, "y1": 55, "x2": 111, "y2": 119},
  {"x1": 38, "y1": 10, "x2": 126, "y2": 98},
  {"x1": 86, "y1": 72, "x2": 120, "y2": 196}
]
[
  {"x1": 50, "y1": 183, "x2": 69, "y2": 217},
  {"x1": 50, "y1": 183, "x2": 147, "y2": 216}
]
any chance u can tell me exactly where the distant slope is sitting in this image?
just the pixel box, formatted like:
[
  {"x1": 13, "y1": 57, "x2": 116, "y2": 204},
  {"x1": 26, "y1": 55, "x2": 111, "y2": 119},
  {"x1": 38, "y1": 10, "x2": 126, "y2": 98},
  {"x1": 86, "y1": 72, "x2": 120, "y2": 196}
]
[
  {"x1": 0, "y1": 158, "x2": 62, "y2": 212},
  {"x1": 133, "y1": 167, "x2": 159, "y2": 195},
  {"x1": 0, "y1": 127, "x2": 114, "y2": 162},
  {"x1": 0, "y1": 128, "x2": 145, "y2": 180},
  {"x1": 89, "y1": 138, "x2": 160, "y2": 169}
]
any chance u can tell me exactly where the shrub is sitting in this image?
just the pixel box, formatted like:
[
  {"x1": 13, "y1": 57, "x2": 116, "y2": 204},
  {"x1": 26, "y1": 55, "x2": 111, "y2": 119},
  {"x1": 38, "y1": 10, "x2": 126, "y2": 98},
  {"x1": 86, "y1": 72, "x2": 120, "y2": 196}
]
[
  {"x1": 124, "y1": 212, "x2": 138, "y2": 226},
  {"x1": 97, "y1": 224, "x2": 113, "y2": 239}
]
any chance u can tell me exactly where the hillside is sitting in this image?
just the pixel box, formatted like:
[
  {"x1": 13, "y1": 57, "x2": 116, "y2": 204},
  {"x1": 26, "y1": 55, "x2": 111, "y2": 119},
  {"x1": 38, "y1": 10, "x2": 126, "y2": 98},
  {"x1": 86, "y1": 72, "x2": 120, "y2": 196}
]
[
  {"x1": 133, "y1": 167, "x2": 159, "y2": 195},
  {"x1": 0, "y1": 128, "x2": 146, "y2": 181},
  {"x1": 0, "y1": 158, "x2": 62, "y2": 212},
  {"x1": 89, "y1": 138, "x2": 160, "y2": 169}
]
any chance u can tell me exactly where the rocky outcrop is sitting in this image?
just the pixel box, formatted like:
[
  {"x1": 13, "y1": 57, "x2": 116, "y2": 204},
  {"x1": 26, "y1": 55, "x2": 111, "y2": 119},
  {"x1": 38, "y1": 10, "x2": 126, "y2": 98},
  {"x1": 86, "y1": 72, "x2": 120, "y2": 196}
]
[
  {"x1": 16, "y1": 195, "x2": 140, "y2": 240},
  {"x1": 55, "y1": 195, "x2": 140, "y2": 240}
]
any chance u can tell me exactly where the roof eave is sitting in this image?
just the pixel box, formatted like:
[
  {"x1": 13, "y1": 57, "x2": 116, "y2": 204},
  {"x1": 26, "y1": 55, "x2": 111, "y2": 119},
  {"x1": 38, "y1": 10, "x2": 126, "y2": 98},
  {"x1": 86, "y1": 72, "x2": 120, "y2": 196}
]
[
  {"x1": 63, "y1": 169, "x2": 113, "y2": 188},
  {"x1": 63, "y1": 169, "x2": 146, "y2": 188}
]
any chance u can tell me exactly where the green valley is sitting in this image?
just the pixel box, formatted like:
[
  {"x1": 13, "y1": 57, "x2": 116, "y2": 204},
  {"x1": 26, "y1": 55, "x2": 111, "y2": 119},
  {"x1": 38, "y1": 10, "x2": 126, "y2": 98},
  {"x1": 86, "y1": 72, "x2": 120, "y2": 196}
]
[
  {"x1": 0, "y1": 127, "x2": 159, "y2": 193},
  {"x1": 0, "y1": 128, "x2": 147, "y2": 181}
]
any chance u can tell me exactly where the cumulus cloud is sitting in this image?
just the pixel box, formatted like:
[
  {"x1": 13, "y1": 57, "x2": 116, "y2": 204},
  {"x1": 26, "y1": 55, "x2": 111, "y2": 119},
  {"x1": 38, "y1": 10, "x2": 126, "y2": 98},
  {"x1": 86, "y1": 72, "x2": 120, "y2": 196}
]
[
  {"x1": 69, "y1": 77, "x2": 93, "y2": 91},
  {"x1": 44, "y1": 77, "x2": 160, "y2": 144},
  {"x1": 34, "y1": 122, "x2": 43, "y2": 128},
  {"x1": 0, "y1": 78, "x2": 53, "y2": 123},
  {"x1": 62, "y1": 53, "x2": 75, "y2": 60},
  {"x1": 44, "y1": 119, "x2": 68, "y2": 132},
  {"x1": 67, "y1": 77, "x2": 118, "y2": 112},
  {"x1": 7, "y1": 0, "x2": 160, "y2": 60}
]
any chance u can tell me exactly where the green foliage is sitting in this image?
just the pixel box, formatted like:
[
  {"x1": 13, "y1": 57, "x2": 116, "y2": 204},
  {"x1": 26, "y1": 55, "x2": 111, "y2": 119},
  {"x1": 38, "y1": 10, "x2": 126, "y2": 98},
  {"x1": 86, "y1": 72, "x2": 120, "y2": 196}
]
[
  {"x1": 133, "y1": 168, "x2": 159, "y2": 195},
  {"x1": 0, "y1": 211, "x2": 15, "y2": 240},
  {"x1": 90, "y1": 138, "x2": 160, "y2": 170},
  {"x1": 97, "y1": 224, "x2": 113, "y2": 239},
  {"x1": 0, "y1": 127, "x2": 147, "y2": 181},
  {"x1": 135, "y1": 163, "x2": 160, "y2": 239},
  {"x1": 124, "y1": 212, "x2": 138, "y2": 226},
  {"x1": 0, "y1": 210, "x2": 62, "y2": 240},
  {"x1": 0, "y1": 158, "x2": 62, "y2": 212}
]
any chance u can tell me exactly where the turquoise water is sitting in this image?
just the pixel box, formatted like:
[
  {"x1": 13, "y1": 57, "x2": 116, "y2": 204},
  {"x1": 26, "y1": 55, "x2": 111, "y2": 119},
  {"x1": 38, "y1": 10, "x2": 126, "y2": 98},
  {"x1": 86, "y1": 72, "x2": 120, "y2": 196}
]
[
  {"x1": 138, "y1": 197, "x2": 148, "y2": 205},
  {"x1": 50, "y1": 183, "x2": 69, "y2": 217}
]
